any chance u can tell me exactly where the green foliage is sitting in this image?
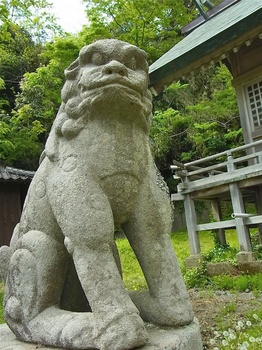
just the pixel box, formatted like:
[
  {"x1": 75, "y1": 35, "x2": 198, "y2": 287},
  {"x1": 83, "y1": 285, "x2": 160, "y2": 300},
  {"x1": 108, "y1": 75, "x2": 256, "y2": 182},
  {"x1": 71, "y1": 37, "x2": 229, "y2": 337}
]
[
  {"x1": 2, "y1": 59, "x2": 63, "y2": 169},
  {"x1": 150, "y1": 82, "x2": 193, "y2": 168},
  {"x1": 1, "y1": 0, "x2": 62, "y2": 42},
  {"x1": 0, "y1": 0, "x2": 243, "y2": 172},
  {"x1": 183, "y1": 267, "x2": 209, "y2": 289},
  {"x1": 0, "y1": 21, "x2": 43, "y2": 113},
  {"x1": 204, "y1": 244, "x2": 238, "y2": 264},
  {"x1": 150, "y1": 108, "x2": 182, "y2": 162},
  {"x1": 1, "y1": 34, "x2": 83, "y2": 169},
  {"x1": 41, "y1": 36, "x2": 83, "y2": 64},
  {"x1": 0, "y1": 121, "x2": 15, "y2": 162},
  {"x1": 151, "y1": 63, "x2": 241, "y2": 173},
  {"x1": 0, "y1": 0, "x2": 61, "y2": 114},
  {"x1": 210, "y1": 312, "x2": 262, "y2": 349},
  {"x1": 180, "y1": 64, "x2": 241, "y2": 161},
  {"x1": 250, "y1": 231, "x2": 262, "y2": 260},
  {"x1": 81, "y1": 0, "x2": 195, "y2": 63}
]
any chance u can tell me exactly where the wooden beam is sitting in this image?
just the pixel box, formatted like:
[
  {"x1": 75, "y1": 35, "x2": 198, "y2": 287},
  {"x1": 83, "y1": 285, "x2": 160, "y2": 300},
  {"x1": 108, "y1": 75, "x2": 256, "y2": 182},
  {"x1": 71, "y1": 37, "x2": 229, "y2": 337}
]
[
  {"x1": 177, "y1": 164, "x2": 262, "y2": 195},
  {"x1": 196, "y1": 219, "x2": 236, "y2": 231},
  {"x1": 196, "y1": 215, "x2": 262, "y2": 232}
]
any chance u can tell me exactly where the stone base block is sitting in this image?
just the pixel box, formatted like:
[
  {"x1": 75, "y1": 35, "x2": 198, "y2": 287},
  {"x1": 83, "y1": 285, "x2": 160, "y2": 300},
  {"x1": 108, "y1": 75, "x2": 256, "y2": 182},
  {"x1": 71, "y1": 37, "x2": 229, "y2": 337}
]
[
  {"x1": 236, "y1": 251, "x2": 256, "y2": 263},
  {"x1": 238, "y1": 260, "x2": 262, "y2": 274},
  {"x1": 185, "y1": 255, "x2": 203, "y2": 269},
  {"x1": 0, "y1": 319, "x2": 203, "y2": 350},
  {"x1": 206, "y1": 262, "x2": 238, "y2": 276}
]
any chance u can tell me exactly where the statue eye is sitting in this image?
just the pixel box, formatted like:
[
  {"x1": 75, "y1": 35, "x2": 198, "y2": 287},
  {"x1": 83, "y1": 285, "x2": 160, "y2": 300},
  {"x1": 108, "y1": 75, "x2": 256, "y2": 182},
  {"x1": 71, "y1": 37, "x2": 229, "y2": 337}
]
[
  {"x1": 125, "y1": 56, "x2": 137, "y2": 70},
  {"x1": 91, "y1": 52, "x2": 105, "y2": 66}
]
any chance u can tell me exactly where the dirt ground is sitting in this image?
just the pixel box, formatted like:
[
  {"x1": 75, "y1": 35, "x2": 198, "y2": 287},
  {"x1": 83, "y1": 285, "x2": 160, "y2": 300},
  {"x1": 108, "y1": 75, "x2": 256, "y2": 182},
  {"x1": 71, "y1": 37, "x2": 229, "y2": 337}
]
[{"x1": 188, "y1": 289, "x2": 262, "y2": 349}]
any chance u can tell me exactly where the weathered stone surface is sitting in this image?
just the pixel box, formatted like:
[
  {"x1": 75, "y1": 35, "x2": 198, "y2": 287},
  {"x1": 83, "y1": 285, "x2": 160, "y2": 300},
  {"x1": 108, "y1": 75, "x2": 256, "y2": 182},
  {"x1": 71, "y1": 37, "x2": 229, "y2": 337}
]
[
  {"x1": 0, "y1": 320, "x2": 202, "y2": 350},
  {"x1": 238, "y1": 261, "x2": 262, "y2": 274},
  {"x1": 206, "y1": 262, "x2": 238, "y2": 276},
  {"x1": 0, "y1": 39, "x2": 202, "y2": 350}
]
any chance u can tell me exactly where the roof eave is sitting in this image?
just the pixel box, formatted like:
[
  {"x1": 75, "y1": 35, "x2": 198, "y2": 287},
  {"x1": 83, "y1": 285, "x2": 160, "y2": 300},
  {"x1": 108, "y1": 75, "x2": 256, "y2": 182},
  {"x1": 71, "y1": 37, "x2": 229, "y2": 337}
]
[{"x1": 149, "y1": 8, "x2": 262, "y2": 94}]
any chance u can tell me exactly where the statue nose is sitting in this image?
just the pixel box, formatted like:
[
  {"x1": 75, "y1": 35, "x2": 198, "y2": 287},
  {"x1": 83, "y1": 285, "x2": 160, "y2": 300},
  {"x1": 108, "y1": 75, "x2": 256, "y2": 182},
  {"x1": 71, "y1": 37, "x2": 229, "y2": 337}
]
[{"x1": 102, "y1": 60, "x2": 128, "y2": 77}]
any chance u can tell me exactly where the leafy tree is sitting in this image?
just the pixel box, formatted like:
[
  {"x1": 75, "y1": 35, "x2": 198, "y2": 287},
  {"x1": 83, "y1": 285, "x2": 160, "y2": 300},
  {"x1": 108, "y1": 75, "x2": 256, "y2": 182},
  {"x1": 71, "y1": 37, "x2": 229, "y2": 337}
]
[
  {"x1": 0, "y1": 0, "x2": 64, "y2": 114},
  {"x1": 151, "y1": 63, "x2": 241, "y2": 172},
  {"x1": 0, "y1": 0, "x2": 242, "y2": 173},
  {"x1": 81, "y1": 0, "x2": 196, "y2": 63},
  {"x1": 1, "y1": 0, "x2": 61, "y2": 42},
  {"x1": 0, "y1": 22, "x2": 43, "y2": 113},
  {"x1": 183, "y1": 63, "x2": 241, "y2": 160},
  {"x1": 1, "y1": 36, "x2": 82, "y2": 169},
  {"x1": 0, "y1": 0, "x2": 80, "y2": 168}
]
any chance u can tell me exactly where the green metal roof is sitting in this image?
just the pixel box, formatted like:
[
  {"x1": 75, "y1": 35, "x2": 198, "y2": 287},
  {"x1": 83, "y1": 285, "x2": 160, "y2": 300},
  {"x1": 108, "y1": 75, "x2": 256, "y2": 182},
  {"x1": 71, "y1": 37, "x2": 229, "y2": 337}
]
[{"x1": 149, "y1": 0, "x2": 262, "y2": 92}]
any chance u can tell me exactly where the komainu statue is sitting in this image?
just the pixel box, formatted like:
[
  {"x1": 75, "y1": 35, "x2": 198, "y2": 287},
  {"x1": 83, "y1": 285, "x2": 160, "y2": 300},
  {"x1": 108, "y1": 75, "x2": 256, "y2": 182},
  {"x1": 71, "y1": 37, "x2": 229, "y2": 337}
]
[{"x1": 0, "y1": 39, "x2": 195, "y2": 350}]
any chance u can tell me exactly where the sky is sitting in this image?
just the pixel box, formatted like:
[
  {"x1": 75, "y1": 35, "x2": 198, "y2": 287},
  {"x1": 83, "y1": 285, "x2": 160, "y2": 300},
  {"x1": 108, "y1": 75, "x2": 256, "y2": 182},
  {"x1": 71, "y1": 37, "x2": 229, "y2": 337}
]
[{"x1": 50, "y1": 0, "x2": 87, "y2": 33}]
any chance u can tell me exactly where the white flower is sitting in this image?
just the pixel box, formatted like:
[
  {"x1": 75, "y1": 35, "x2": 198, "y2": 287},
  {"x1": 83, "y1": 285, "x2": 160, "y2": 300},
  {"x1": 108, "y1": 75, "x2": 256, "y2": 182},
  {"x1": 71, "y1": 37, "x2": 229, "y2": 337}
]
[
  {"x1": 229, "y1": 333, "x2": 236, "y2": 340},
  {"x1": 236, "y1": 325, "x2": 241, "y2": 331},
  {"x1": 213, "y1": 347, "x2": 219, "y2": 350},
  {"x1": 249, "y1": 337, "x2": 255, "y2": 343},
  {"x1": 246, "y1": 320, "x2": 252, "y2": 326},
  {"x1": 242, "y1": 341, "x2": 249, "y2": 347},
  {"x1": 252, "y1": 314, "x2": 259, "y2": 320},
  {"x1": 210, "y1": 338, "x2": 216, "y2": 345},
  {"x1": 223, "y1": 330, "x2": 229, "y2": 337},
  {"x1": 222, "y1": 339, "x2": 228, "y2": 346},
  {"x1": 238, "y1": 345, "x2": 248, "y2": 350},
  {"x1": 237, "y1": 321, "x2": 244, "y2": 328}
]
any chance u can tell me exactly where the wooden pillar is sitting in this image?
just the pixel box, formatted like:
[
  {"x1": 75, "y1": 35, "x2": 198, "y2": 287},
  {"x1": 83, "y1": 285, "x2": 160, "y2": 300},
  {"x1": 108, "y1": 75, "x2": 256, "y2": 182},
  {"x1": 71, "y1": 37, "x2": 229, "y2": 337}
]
[
  {"x1": 255, "y1": 185, "x2": 262, "y2": 244},
  {"x1": 184, "y1": 194, "x2": 200, "y2": 256},
  {"x1": 227, "y1": 153, "x2": 252, "y2": 252},
  {"x1": 211, "y1": 199, "x2": 226, "y2": 246}
]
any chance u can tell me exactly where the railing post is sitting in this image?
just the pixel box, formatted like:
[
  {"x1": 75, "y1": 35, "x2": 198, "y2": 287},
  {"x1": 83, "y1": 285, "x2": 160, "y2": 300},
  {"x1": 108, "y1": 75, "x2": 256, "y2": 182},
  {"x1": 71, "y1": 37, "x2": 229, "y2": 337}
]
[
  {"x1": 211, "y1": 199, "x2": 226, "y2": 246},
  {"x1": 255, "y1": 186, "x2": 262, "y2": 244},
  {"x1": 227, "y1": 152, "x2": 253, "y2": 260},
  {"x1": 182, "y1": 174, "x2": 202, "y2": 268}
]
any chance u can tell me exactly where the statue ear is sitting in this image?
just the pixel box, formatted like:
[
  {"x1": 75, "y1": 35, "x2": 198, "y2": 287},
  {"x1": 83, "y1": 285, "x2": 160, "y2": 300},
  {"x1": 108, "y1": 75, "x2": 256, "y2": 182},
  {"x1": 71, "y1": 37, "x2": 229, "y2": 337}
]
[{"x1": 65, "y1": 58, "x2": 80, "y2": 80}]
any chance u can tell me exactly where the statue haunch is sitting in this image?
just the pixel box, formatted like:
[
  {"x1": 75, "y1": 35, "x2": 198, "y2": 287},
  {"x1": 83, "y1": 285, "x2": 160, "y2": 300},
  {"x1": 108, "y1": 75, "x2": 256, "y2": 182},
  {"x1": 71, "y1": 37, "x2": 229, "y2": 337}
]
[{"x1": 1, "y1": 39, "x2": 194, "y2": 350}]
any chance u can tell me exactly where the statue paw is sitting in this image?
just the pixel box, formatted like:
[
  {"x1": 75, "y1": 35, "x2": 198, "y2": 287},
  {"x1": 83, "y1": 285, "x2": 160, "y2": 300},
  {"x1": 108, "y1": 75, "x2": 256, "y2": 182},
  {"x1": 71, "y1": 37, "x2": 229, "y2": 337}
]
[
  {"x1": 95, "y1": 313, "x2": 148, "y2": 350},
  {"x1": 5, "y1": 295, "x2": 22, "y2": 322},
  {"x1": 130, "y1": 291, "x2": 194, "y2": 327}
]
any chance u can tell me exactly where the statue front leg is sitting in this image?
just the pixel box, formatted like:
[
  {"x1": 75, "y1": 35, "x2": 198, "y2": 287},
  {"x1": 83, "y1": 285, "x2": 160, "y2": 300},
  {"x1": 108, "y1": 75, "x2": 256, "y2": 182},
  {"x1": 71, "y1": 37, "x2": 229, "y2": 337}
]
[
  {"x1": 50, "y1": 175, "x2": 148, "y2": 350},
  {"x1": 124, "y1": 178, "x2": 194, "y2": 327}
]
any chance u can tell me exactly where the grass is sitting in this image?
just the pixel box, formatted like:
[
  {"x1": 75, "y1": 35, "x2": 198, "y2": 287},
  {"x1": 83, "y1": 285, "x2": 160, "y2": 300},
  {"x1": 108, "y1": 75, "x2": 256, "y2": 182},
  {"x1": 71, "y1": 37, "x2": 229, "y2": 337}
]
[
  {"x1": 117, "y1": 229, "x2": 244, "y2": 291},
  {"x1": 209, "y1": 299, "x2": 262, "y2": 349}
]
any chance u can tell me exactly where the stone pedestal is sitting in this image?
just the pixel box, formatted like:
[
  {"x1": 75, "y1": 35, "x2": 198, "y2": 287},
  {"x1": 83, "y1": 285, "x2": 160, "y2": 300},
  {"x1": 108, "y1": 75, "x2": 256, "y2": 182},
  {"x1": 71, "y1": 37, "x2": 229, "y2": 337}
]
[{"x1": 0, "y1": 320, "x2": 203, "y2": 350}]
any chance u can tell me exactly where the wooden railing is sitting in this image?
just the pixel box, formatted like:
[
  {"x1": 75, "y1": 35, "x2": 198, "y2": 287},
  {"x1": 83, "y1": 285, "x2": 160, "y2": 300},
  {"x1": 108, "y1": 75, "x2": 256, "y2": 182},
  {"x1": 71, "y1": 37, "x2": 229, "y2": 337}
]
[
  {"x1": 170, "y1": 140, "x2": 262, "y2": 266},
  {"x1": 171, "y1": 139, "x2": 262, "y2": 183}
]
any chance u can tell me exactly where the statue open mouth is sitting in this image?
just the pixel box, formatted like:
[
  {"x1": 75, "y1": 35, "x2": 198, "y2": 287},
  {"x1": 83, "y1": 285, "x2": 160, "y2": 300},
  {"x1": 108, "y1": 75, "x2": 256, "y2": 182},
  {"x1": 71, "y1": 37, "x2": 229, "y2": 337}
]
[
  {"x1": 94, "y1": 83, "x2": 142, "y2": 100},
  {"x1": 80, "y1": 78, "x2": 144, "y2": 103},
  {"x1": 78, "y1": 82, "x2": 146, "y2": 112}
]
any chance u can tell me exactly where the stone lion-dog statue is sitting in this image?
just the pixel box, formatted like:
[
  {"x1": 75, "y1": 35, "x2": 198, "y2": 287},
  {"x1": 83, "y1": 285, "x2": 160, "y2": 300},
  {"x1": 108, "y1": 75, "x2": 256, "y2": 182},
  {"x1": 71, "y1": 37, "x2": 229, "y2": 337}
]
[{"x1": 0, "y1": 39, "x2": 194, "y2": 350}]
